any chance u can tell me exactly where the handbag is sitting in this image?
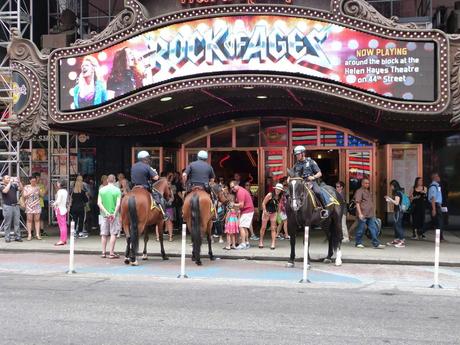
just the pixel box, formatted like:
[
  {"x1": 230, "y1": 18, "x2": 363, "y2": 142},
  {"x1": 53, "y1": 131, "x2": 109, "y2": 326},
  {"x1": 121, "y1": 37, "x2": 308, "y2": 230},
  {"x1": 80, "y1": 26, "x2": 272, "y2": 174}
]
[{"x1": 347, "y1": 199, "x2": 357, "y2": 216}]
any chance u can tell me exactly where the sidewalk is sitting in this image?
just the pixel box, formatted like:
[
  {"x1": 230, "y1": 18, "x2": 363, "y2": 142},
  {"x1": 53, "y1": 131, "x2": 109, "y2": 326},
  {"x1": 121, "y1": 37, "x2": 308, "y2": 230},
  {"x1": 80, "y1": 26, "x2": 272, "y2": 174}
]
[{"x1": 1, "y1": 226, "x2": 459, "y2": 266}]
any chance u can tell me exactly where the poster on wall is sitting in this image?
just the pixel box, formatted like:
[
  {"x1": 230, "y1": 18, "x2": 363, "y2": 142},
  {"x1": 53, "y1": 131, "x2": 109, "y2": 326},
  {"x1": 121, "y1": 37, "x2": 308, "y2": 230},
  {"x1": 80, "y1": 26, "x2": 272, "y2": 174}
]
[
  {"x1": 58, "y1": 15, "x2": 437, "y2": 111},
  {"x1": 392, "y1": 148, "x2": 419, "y2": 195}
]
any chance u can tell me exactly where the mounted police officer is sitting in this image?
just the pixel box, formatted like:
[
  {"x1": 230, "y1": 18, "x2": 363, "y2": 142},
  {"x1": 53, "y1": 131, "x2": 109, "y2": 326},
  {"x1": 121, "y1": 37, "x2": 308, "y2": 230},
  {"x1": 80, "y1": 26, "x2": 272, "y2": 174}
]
[
  {"x1": 291, "y1": 145, "x2": 329, "y2": 218},
  {"x1": 182, "y1": 150, "x2": 215, "y2": 193},
  {"x1": 131, "y1": 150, "x2": 166, "y2": 219}
]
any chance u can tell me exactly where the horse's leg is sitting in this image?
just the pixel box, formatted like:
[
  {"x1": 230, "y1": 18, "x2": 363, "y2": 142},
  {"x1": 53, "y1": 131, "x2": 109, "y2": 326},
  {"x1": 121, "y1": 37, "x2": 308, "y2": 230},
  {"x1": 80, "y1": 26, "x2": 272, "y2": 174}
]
[
  {"x1": 158, "y1": 220, "x2": 169, "y2": 260},
  {"x1": 124, "y1": 236, "x2": 130, "y2": 265},
  {"x1": 207, "y1": 223, "x2": 215, "y2": 261},
  {"x1": 287, "y1": 216, "x2": 297, "y2": 267},
  {"x1": 142, "y1": 231, "x2": 149, "y2": 261},
  {"x1": 334, "y1": 210, "x2": 343, "y2": 266}
]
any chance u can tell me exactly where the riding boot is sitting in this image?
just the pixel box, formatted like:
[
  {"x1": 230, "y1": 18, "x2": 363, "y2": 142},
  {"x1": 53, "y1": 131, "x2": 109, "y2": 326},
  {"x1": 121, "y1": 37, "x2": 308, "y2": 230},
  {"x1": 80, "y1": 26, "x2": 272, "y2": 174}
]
[
  {"x1": 152, "y1": 191, "x2": 167, "y2": 220},
  {"x1": 318, "y1": 194, "x2": 329, "y2": 219}
]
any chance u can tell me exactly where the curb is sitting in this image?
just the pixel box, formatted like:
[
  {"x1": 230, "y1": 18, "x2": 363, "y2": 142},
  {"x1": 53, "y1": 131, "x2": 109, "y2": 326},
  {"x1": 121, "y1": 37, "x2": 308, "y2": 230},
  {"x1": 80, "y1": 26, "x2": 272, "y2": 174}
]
[{"x1": 1, "y1": 248, "x2": 459, "y2": 267}]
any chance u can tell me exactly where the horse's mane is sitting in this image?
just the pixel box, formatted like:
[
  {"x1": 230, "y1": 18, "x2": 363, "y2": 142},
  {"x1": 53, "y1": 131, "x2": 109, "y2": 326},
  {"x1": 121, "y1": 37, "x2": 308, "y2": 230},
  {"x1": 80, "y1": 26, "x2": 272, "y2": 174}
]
[{"x1": 153, "y1": 177, "x2": 168, "y2": 187}]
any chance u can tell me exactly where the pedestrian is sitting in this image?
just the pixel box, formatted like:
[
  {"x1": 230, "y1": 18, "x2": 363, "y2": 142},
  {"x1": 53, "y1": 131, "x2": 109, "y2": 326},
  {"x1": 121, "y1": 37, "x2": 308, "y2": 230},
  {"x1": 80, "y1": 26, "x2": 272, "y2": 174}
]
[
  {"x1": 410, "y1": 177, "x2": 427, "y2": 240},
  {"x1": 1, "y1": 175, "x2": 23, "y2": 243},
  {"x1": 335, "y1": 181, "x2": 349, "y2": 242},
  {"x1": 244, "y1": 181, "x2": 259, "y2": 241},
  {"x1": 34, "y1": 172, "x2": 48, "y2": 236},
  {"x1": 230, "y1": 180, "x2": 254, "y2": 250},
  {"x1": 354, "y1": 178, "x2": 385, "y2": 249},
  {"x1": 223, "y1": 193, "x2": 239, "y2": 250},
  {"x1": 385, "y1": 179, "x2": 406, "y2": 248},
  {"x1": 100, "y1": 175, "x2": 108, "y2": 189},
  {"x1": 22, "y1": 175, "x2": 42, "y2": 241},
  {"x1": 69, "y1": 176, "x2": 89, "y2": 238},
  {"x1": 52, "y1": 180, "x2": 68, "y2": 246},
  {"x1": 427, "y1": 172, "x2": 444, "y2": 241},
  {"x1": 164, "y1": 175, "x2": 176, "y2": 242},
  {"x1": 258, "y1": 183, "x2": 284, "y2": 250},
  {"x1": 276, "y1": 191, "x2": 290, "y2": 241},
  {"x1": 97, "y1": 174, "x2": 122, "y2": 259}
]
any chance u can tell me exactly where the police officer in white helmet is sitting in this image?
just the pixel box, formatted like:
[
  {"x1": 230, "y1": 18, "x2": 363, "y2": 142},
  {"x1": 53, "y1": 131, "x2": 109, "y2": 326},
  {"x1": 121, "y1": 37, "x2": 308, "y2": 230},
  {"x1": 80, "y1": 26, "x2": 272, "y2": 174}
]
[
  {"x1": 291, "y1": 145, "x2": 329, "y2": 218},
  {"x1": 182, "y1": 150, "x2": 215, "y2": 193},
  {"x1": 131, "y1": 150, "x2": 166, "y2": 219}
]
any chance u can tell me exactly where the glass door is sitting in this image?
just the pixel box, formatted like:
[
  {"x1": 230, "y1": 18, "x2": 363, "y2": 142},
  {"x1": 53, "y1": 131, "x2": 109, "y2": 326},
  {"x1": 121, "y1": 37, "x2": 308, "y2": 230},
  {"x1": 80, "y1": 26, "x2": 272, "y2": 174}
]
[{"x1": 261, "y1": 147, "x2": 287, "y2": 197}]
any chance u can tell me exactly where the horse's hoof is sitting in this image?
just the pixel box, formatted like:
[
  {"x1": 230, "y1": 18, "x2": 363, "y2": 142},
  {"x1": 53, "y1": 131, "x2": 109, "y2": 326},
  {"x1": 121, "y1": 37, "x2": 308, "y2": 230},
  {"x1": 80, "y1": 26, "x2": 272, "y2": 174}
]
[
  {"x1": 210, "y1": 256, "x2": 216, "y2": 261},
  {"x1": 191, "y1": 256, "x2": 196, "y2": 262},
  {"x1": 130, "y1": 261, "x2": 139, "y2": 266},
  {"x1": 142, "y1": 255, "x2": 148, "y2": 261},
  {"x1": 335, "y1": 259, "x2": 343, "y2": 267},
  {"x1": 195, "y1": 260, "x2": 202, "y2": 266},
  {"x1": 124, "y1": 257, "x2": 130, "y2": 265},
  {"x1": 323, "y1": 258, "x2": 332, "y2": 264},
  {"x1": 162, "y1": 256, "x2": 169, "y2": 261},
  {"x1": 307, "y1": 264, "x2": 311, "y2": 270},
  {"x1": 286, "y1": 262, "x2": 295, "y2": 268}
]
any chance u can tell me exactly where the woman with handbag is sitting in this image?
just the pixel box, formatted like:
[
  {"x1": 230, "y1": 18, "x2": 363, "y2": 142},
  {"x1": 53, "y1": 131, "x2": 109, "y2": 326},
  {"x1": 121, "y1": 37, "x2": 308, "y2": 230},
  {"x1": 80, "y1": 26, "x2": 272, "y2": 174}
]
[
  {"x1": 410, "y1": 177, "x2": 427, "y2": 240},
  {"x1": 69, "y1": 176, "x2": 89, "y2": 238},
  {"x1": 258, "y1": 183, "x2": 284, "y2": 250},
  {"x1": 22, "y1": 175, "x2": 42, "y2": 241}
]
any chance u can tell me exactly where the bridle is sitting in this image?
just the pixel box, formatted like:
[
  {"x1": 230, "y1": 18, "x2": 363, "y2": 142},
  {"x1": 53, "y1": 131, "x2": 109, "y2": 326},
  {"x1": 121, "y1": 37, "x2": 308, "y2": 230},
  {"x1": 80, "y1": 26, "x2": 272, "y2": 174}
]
[{"x1": 289, "y1": 177, "x2": 305, "y2": 212}]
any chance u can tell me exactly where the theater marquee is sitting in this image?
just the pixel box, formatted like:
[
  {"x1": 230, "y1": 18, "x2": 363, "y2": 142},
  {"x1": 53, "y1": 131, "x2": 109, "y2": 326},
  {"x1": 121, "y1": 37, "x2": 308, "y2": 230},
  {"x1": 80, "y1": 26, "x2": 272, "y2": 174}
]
[{"x1": 41, "y1": 1, "x2": 449, "y2": 124}]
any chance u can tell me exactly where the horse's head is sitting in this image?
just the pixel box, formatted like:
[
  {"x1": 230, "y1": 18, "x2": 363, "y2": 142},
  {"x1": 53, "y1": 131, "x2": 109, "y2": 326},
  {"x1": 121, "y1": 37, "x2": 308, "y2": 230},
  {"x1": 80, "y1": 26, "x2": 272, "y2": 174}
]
[
  {"x1": 211, "y1": 183, "x2": 229, "y2": 204},
  {"x1": 153, "y1": 178, "x2": 173, "y2": 200},
  {"x1": 288, "y1": 177, "x2": 305, "y2": 212}
]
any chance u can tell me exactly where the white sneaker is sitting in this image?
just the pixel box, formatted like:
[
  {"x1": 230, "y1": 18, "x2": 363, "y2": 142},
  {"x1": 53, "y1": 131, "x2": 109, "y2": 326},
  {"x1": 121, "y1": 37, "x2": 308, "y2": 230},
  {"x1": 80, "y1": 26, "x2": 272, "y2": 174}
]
[
  {"x1": 235, "y1": 243, "x2": 246, "y2": 250},
  {"x1": 218, "y1": 238, "x2": 224, "y2": 244},
  {"x1": 245, "y1": 242, "x2": 250, "y2": 249}
]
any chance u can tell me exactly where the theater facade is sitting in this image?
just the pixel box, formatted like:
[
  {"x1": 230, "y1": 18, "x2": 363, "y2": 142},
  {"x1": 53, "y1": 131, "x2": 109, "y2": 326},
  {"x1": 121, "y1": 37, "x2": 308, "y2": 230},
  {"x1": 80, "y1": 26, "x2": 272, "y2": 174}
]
[{"x1": 7, "y1": 0, "x2": 460, "y2": 221}]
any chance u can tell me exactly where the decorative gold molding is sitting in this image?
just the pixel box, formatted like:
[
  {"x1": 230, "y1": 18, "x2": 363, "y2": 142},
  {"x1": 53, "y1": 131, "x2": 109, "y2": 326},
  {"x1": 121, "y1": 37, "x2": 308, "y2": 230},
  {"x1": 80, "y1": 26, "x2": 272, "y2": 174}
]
[
  {"x1": 336, "y1": 0, "x2": 417, "y2": 29},
  {"x1": 7, "y1": 28, "x2": 49, "y2": 140},
  {"x1": 449, "y1": 34, "x2": 460, "y2": 125}
]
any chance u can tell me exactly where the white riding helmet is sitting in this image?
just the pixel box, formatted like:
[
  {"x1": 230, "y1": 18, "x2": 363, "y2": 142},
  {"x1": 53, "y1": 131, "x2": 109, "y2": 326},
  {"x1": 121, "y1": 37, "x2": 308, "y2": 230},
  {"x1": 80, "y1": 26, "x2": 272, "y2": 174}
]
[
  {"x1": 293, "y1": 145, "x2": 306, "y2": 155},
  {"x1": 137, "y1": 150, "x2": 150, "y2": 160},
  {"x1": 197, "y1": 150, "x2": 208, "y2": 160}
]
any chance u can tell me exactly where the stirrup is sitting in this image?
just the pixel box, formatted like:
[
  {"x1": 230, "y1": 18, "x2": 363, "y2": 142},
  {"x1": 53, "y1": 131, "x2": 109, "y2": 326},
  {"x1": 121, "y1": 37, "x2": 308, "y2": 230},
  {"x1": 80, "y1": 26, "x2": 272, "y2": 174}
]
[{"x1": 320, "y1": 209, "x2": 329, "y2": 218}]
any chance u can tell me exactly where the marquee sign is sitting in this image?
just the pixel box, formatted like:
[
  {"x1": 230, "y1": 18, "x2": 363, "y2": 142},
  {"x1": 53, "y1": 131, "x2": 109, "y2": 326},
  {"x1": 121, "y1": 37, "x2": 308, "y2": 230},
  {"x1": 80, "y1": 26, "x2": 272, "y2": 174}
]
[
  {"x1": 57, "y1": 15, "x2": 437, "y2": 112},
  {"x1": 180, "y1": 0, "x2": 293, "y2": 4}
]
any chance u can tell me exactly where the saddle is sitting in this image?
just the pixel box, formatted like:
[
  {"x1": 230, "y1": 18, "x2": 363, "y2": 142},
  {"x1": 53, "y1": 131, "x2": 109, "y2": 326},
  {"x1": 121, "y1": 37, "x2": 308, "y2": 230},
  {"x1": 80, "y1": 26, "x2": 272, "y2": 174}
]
[{"x1": 304, "y1": 182, "x2": 340, "y2": 208}]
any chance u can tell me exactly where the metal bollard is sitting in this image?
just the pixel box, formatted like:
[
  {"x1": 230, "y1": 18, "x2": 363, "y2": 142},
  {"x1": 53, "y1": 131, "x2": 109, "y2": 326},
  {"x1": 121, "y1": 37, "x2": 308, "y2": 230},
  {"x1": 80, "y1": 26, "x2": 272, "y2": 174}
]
[
  {"x1": 430, "y1": 229, "x2": 443, "y2": 289},
  {"x1": 177, "y1": 223, "x2": 188, "y2": 278},
  {"x1": 67, "y1": 221, "x2": 76, "y2": 274},
  {"x1": 299, "y1": 226, "x2": 310, "y2": 283}
]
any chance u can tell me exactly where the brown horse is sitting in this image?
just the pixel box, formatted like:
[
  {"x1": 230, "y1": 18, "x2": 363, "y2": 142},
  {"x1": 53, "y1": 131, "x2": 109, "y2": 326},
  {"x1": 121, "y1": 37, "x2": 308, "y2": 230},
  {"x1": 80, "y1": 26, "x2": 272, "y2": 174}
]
[
  {"x1": 183, "y1": 184, "x2": 228, "y2": 266},
  {"x1": 120, "y1": 178, "x2": 172, "y2": 266}
]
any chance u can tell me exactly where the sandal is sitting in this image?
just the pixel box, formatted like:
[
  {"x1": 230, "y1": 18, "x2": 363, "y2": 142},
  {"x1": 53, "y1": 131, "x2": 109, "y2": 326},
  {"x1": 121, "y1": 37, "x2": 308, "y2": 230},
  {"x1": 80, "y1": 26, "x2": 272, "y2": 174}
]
[
  {"x1": 108, "y1": 253, "x2": 120, "y2": 259},
  {"x1": 101, "y1": 252, "x2": 107, "y2": 258},
  {"x1": 223, "y1": 246, "x2": 231, "y2": 250},
  {"x1": 270, "y1": 246, "x2": 276, "y2": 250},
  {"x1": 258, "y1": 245, "x2": 264, "y2": 249},
  {"x1": 168, "y1": 237, "x2": 173, "y2": 242},
  {"x1": 27, "y1": 236, "x2": 32, "y2": 241},
  {"x1": 54, "y1": 241, "x2": 66, "y2": 246}
]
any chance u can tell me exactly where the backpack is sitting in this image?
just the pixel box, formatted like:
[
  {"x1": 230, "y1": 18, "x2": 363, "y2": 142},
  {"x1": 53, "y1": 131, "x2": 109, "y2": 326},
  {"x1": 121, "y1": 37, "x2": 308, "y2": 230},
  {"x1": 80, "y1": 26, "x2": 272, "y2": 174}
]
[
  {"x1": 347, "y1": 199, "x2": 357, "y2": 216},
  {"x1": 399, "y1": 191, "x2": 411, "y2": 213}
]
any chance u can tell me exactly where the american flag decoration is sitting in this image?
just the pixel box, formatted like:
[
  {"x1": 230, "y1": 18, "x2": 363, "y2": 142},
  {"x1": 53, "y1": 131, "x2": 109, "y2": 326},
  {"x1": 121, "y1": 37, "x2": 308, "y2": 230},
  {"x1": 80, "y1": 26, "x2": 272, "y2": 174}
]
[
  {"x1": 292, "y1": 126, "x2": 317, "y2": 146},
  {"x1": 348, "y1": 135, "x2": 371, "y2": 147},
  {"x1": 348, "y1": 151, "x2": 371, "y2": 179},
  {"x1": 265, "y1": 150, "x2": 284, "y2": 181},
  {"x1": 320, "y1": 128, "x2": 345, "y2": 147}
]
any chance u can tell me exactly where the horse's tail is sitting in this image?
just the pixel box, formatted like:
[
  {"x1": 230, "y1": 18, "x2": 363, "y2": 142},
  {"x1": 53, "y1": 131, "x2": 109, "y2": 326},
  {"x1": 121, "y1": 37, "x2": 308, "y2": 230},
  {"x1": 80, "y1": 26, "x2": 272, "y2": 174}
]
[
  {"x1": 191, "y1": 193, "x2": 201, "y2": 257},
  {"x1": 128, "y1": 196, "x2": 138, "y2": 255}
]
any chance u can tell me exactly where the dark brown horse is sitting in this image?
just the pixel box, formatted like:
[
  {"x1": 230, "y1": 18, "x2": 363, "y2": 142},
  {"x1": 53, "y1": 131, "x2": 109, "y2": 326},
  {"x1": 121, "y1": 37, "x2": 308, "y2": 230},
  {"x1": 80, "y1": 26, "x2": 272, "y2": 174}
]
[
  {"x1": 182, "y1": 184, "x2": 228, "y2": 266},
  {"x1": 120, "y1": 178, "x2": 172, "y2": 266},
  {"x1": 286, "y1": 175, "x2": 345, "y2": 267}
]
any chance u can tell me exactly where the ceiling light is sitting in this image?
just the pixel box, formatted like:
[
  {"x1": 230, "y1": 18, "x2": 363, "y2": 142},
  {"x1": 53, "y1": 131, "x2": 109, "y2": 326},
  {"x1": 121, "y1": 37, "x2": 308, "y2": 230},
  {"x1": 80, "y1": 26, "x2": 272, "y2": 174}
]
[
  {"x1": 243, "y1": 86, "x2": 254, "y2": 89},
  {"x1": 257, "y1": 95, "x2": 268, "y2": 99},
  {"x1": 116, "y1": 123, "x2": 126, "y2": 127},
  {"x1": 160, "y1": 96, "x2": 172, "y2": 102},
  {"x1": 184, "y1": 105, "x2": 194, "y2": 110}
]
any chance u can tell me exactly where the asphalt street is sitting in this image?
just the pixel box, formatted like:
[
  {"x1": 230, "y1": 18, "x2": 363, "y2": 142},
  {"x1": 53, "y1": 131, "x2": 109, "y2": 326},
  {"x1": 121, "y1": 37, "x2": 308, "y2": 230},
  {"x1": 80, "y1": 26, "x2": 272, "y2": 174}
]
[{"x1": 1, "y1": 253, "x2": 460, "y2": 345}]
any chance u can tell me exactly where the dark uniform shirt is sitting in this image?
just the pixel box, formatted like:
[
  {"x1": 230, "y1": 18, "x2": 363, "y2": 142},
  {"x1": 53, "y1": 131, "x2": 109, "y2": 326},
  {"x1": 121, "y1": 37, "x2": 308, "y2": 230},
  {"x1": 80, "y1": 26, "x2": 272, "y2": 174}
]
[
  {"x1": 0, "y1": 183, "x2": 18, "y2": 205},
  {"x1": 292, "y1": 158, "x2": 321, "y2": 180},
  {"x1": 131, "y1": 162, "x2": 158, "y2": 188},
  {"x1": 185, "y1": 160, "x2": 215, "y2": 186}
]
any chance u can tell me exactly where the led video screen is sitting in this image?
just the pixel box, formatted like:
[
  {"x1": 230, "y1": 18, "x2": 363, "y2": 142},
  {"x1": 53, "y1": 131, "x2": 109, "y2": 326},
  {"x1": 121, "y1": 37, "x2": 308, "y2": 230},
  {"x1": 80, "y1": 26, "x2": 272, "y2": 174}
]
[{"x1": 58, "y1": 15, "x2": 437, "y2": 111}]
